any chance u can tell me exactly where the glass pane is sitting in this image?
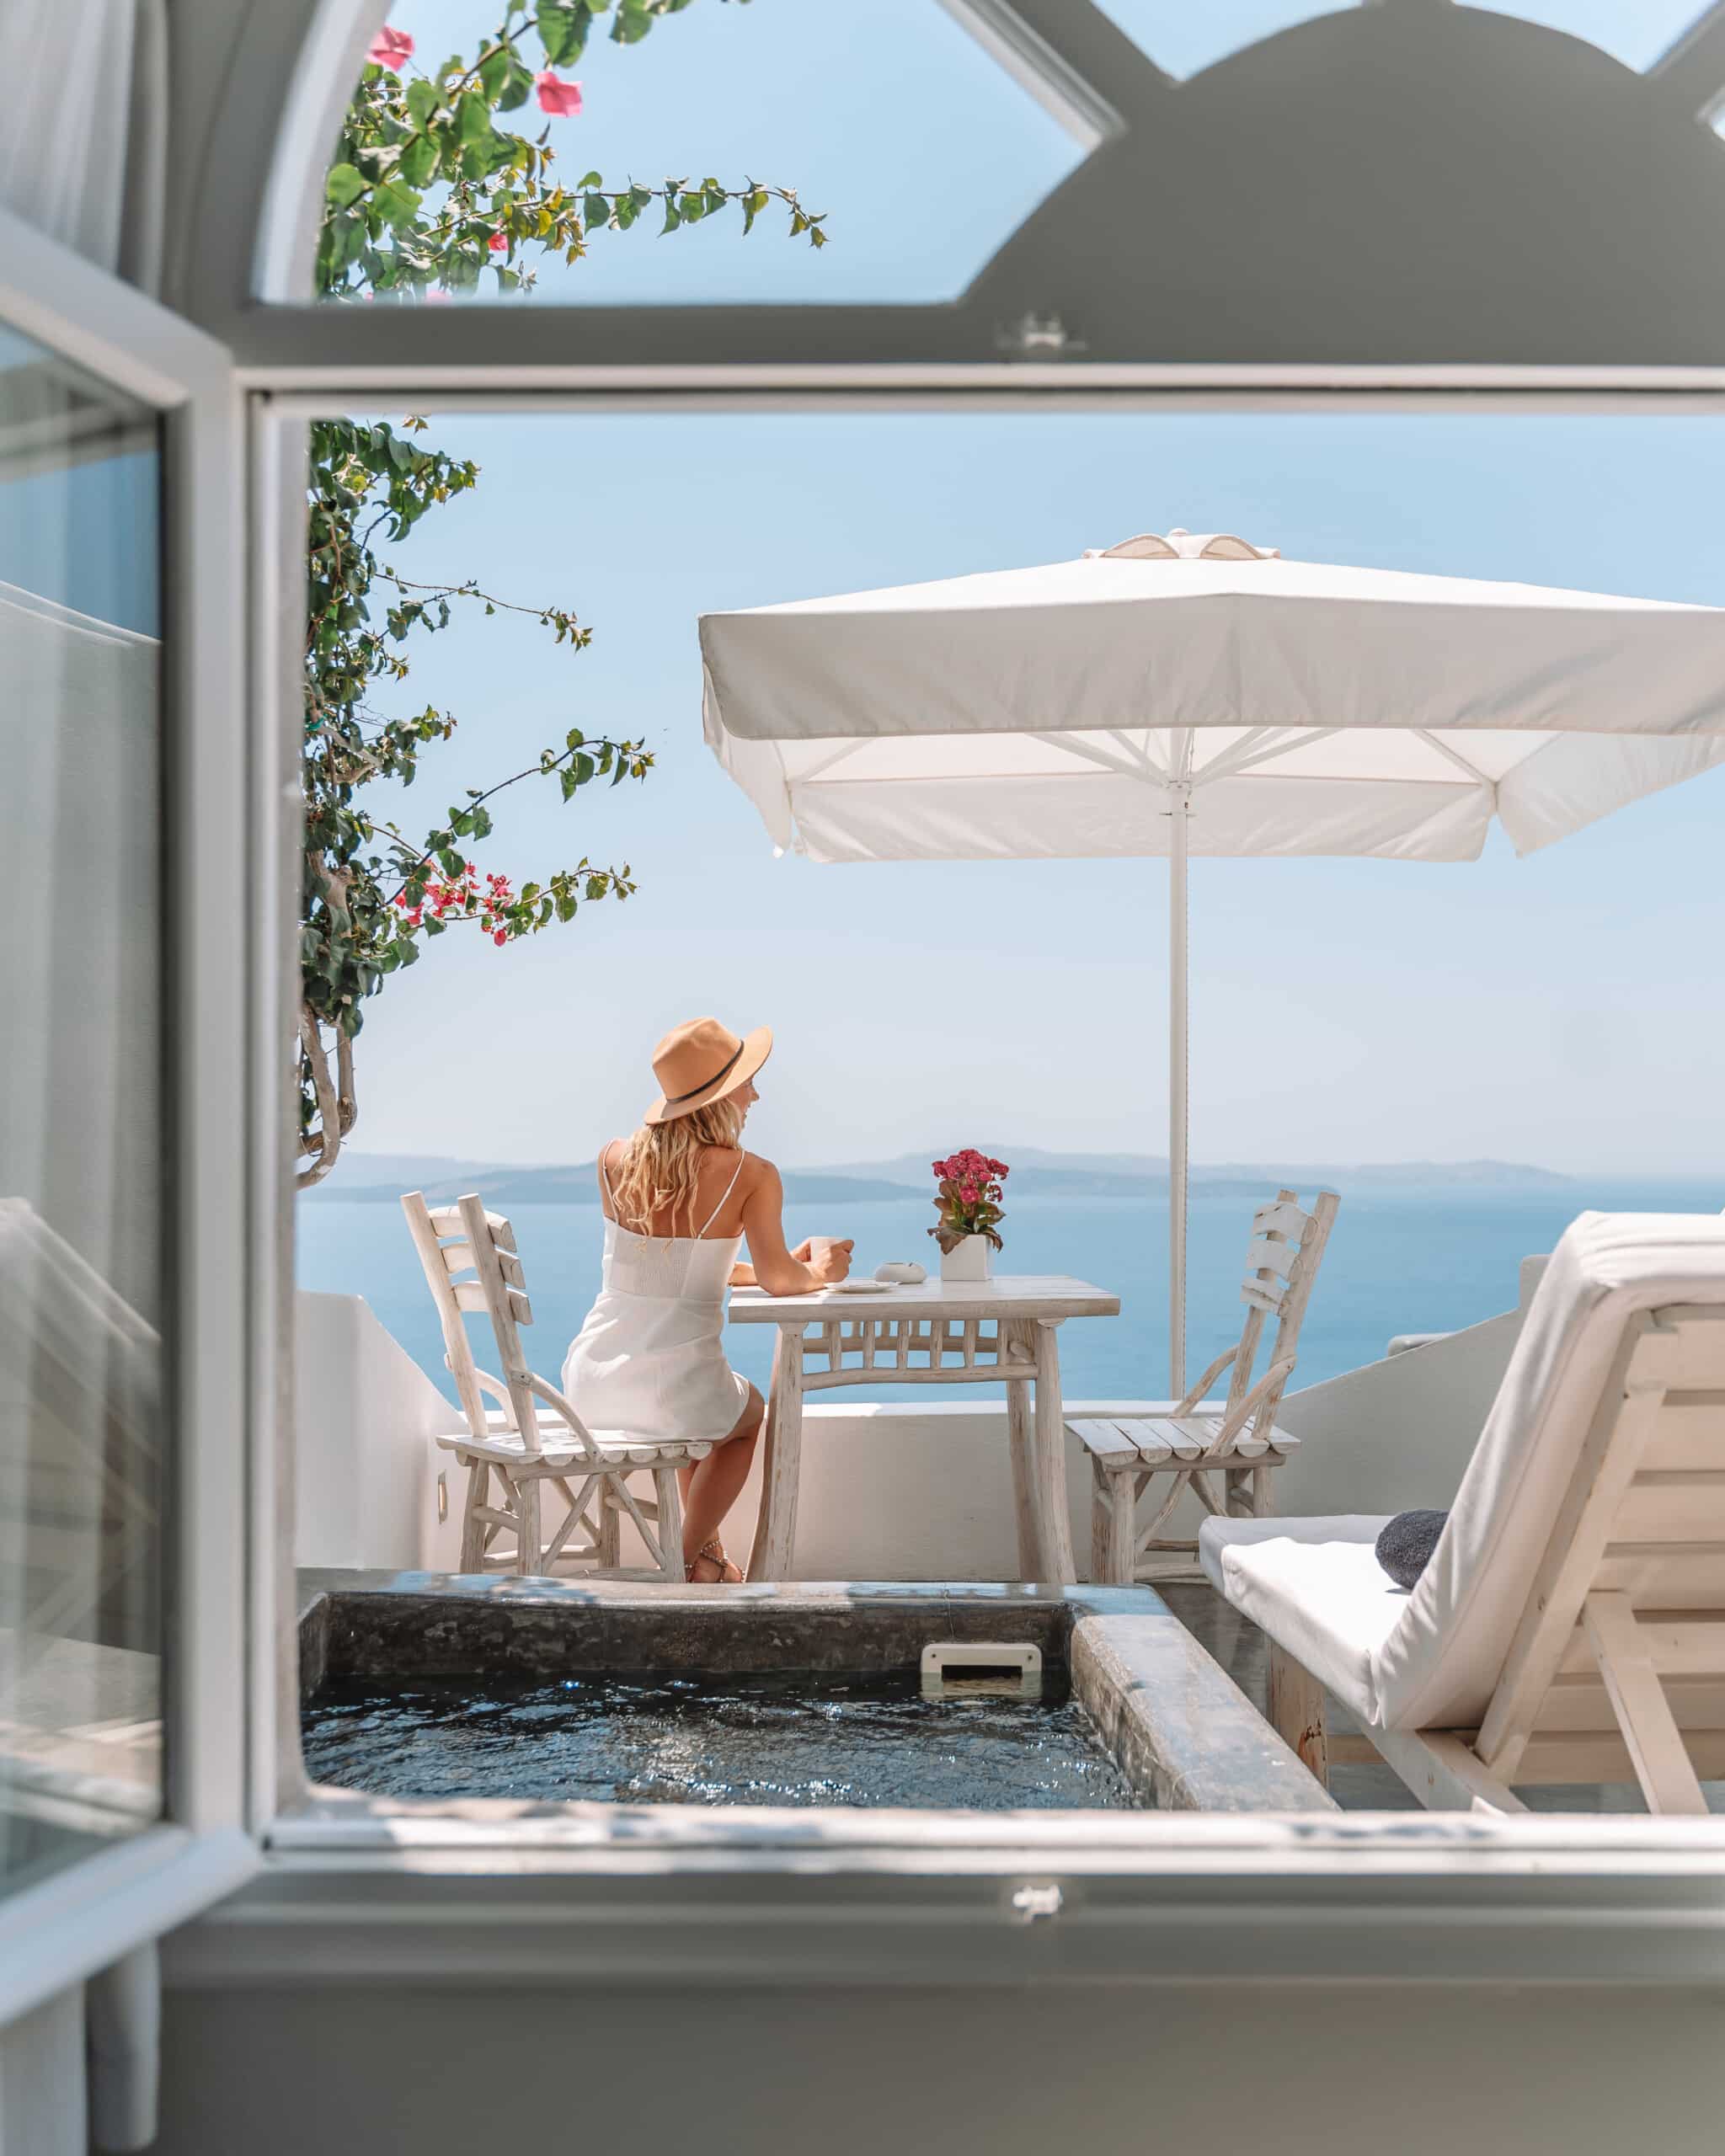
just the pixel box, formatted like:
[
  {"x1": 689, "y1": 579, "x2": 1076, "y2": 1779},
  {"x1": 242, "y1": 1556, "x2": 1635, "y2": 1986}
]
[
  {"x1": 317, "y1": 0, "x2": 1081, "y2": 304},
  {"x1": 1456, "y1": 4, "x2": 1706, "y2": 72},
  {"x1": 1089, "y1": 2, "x2": 1358, "y2": 81},
  {"x1": 0, "y1": 324, "x2": 164, "y2": 1897}
]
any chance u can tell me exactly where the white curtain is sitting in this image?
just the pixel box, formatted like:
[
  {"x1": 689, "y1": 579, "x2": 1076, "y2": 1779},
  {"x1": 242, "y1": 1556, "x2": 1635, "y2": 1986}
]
[{"x1": 1, "y1": 0, "x2": 168, "y2": 288}]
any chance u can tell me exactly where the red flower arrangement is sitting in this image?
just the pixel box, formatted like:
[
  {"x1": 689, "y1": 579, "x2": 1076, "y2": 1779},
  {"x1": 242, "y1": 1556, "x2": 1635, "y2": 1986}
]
[{"x1": 929, "y1": 1149, "x2": 1009, "y2": 1256}]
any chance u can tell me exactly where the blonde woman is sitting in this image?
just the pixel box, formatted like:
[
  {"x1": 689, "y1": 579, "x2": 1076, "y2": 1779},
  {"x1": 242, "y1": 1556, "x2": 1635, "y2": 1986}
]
[{"x1": 562, "y1": 1017, "x2": 853, "y2": 1582}]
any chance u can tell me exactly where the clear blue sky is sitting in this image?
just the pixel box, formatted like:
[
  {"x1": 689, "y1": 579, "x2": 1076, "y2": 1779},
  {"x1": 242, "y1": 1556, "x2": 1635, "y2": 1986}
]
[{"x1": 343, "y1": 3, "x2": 1725, "y2": 1177}]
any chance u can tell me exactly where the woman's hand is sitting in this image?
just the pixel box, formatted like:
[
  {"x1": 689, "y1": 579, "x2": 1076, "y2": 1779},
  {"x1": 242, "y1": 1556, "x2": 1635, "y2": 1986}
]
[{"x1": 798, "y1": 1236, "x2": 854, "y2": 1283}]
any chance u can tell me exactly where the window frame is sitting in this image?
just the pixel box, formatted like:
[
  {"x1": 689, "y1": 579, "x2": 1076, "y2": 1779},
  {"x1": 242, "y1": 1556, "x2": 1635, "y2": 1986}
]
[
  {"x1": 0, "y1": 205, "x2": 259, "y2": 2023},
  {"x1": 242, "y1": 382, "x2": 1725, "y2": 1995}
]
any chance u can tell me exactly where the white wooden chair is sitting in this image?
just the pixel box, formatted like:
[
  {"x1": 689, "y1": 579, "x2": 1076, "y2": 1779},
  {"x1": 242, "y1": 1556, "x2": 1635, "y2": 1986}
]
[
  {"x1": 1201, "y1": 1211, "x2": 1725, "y2": 1814},
  {"x1": 402, "y1": 1192, "x2": 711, "y2": 1578},
  {"x1": 1071, "y1": 1188, "x2": 1339, "y2": 1585}
]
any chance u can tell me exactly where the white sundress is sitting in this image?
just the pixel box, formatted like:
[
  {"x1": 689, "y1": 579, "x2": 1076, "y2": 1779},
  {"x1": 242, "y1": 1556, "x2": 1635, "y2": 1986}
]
[{"x1": 560, "y1": 1153, "x2": 752, "y2": 1445}]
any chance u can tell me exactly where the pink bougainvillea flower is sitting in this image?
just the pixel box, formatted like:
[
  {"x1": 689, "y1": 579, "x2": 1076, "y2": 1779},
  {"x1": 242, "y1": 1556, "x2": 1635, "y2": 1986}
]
[
  {"x1": 535, "y1": 70, "x2": 584, "y2": 117},
  {"x1": 488, "y1": 231, "x2": 507, "y2": 253},
  {"x1": 368, "y1": 25, "x2": 414, "y2": 69},
  {"x1": 493, "y1": 929, "x2": 507, "y2": 947},
  {"x1": 424, "y1": 288, "x2": 452, "y2": 306}
]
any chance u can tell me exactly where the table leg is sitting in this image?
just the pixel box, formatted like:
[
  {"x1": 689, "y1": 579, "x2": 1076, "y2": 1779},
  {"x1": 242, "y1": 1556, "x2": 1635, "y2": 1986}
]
[
  {"x1": 1031, "y1": 1319, "x2": 1076, "y2": 1584},
  {"x1": 1005, "y1": 1325, "x2": 1042, "y2": 1582},
  {"x1": 747, "y1": 1327, "x2": 804, "y2": 1581}
]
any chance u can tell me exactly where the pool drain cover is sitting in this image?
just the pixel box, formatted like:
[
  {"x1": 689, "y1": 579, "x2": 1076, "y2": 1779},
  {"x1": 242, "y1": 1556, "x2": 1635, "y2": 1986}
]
[{"x1": 920, "y1": 1642, "x2": 1043, "y2": 1698}]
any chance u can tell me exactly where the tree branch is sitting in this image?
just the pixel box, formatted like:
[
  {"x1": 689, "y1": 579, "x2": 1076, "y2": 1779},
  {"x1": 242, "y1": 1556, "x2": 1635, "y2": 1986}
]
[{"x1": 297, "y1": 1009, "x2": 344, "y2": 1188}]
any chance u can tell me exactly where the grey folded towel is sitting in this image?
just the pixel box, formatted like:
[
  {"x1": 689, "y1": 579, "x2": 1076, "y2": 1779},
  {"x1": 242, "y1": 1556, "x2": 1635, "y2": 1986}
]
[{"x1": 1375, "y1": 1508, "x2": 1448, "y2": 1592}]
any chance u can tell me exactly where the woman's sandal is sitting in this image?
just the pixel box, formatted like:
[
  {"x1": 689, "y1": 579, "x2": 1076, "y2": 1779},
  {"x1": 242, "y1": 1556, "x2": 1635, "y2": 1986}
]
[{"x1": 685, "y1": 1538, "x2": 743, "y2": 1584}]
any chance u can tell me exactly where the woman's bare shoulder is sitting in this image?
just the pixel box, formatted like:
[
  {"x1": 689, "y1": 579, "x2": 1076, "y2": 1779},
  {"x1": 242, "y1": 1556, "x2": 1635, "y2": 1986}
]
[{"x1": 734, "y1": 1149, "x2": 779, "y2": 1193}]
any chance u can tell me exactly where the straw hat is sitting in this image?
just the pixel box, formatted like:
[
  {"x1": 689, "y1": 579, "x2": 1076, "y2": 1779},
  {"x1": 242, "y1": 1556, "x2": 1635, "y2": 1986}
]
[{"x1": 644, "y1": 1016, "x2": 773, "y2": 1125}]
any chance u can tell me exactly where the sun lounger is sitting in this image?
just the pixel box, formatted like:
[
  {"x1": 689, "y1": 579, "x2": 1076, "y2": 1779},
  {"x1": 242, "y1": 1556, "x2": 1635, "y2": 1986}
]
[{"x1": 1200, "y1": 1213, "x2": 1725, "y2": 1814}]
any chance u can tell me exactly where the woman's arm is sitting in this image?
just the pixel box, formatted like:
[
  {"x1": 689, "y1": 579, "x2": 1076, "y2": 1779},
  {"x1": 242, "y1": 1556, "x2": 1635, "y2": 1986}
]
[
  {"x1": 727, "y1": 1241, "x2": 837, "y2": 1289},
  {"x1": 738, "y1": 1161, "x2": 852, "y2": 1296}
]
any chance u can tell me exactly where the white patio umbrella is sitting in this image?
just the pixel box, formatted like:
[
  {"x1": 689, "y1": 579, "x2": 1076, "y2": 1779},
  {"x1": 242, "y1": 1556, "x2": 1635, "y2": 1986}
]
[{"x1": 698, "y1": 529, "x2": 1725, "y2": 1392}]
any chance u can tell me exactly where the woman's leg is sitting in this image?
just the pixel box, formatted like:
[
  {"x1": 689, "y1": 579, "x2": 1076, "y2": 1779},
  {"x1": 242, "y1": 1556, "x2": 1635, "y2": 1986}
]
[{"x1": 683, "y1": 1385, "x2": 765, "y2": 1578}]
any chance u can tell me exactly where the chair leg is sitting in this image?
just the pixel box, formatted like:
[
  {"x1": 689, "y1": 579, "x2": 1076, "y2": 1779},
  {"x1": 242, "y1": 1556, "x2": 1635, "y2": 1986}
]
[
  {"x1": 1091, "y1": 1465, "x2": 1121, "y2": 1587},
  {"x1": 597, "y1": 1488, "x2": 622, "y2": 1570},
  {"x1": 512, "y1": 1476, "x2": 542, "y2": 1578},
  {"x1": 653, "y1": 1467, "x2": 684, "y2": 1581},
  {"x1": 1104, "y1": 1468, "x2": 1135, "y2": 1585},
  {"x1": 458, "y1": 1459, "x2": 489, "y2": 1573},
  {"x1": 1268, "y1": 1640, "x2": 1329, "y2": 1787}
]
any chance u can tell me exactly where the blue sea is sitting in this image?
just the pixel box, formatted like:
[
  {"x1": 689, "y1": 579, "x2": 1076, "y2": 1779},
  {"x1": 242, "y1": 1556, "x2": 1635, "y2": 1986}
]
[{"x1": 296, "y1": 1178, "x2": 1725, "y2": 1407}]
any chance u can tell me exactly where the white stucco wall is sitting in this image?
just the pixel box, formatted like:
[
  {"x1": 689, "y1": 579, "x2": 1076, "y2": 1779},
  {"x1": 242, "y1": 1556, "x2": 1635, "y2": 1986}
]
[
  {"x1": 302, "y1": 1277, "x2": 1535, "y2": 1580},
  {"x1": 295, "y1": 1292, "x2": 451, "y2": 1572}
]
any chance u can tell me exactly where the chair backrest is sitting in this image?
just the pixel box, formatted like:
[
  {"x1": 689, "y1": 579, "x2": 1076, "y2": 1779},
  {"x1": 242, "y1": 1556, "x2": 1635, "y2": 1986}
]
[
  {"x1": 401, "y1": 1191, "x2": 588, "y2": 1461},
  {"x1": 1226, "y1": 1187, "x2": 1340, "y2": 1439},
  {"x1": 1370, "y1": 1213, "x2": 1725, "y2": 1785}
]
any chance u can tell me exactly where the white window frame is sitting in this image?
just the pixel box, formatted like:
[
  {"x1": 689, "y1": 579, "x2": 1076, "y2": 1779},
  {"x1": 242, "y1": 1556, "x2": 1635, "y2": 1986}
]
[
  {"x1": 227, "y1": 386, "x2": 1725, "y2": 2000},
  {"x1": 0, "y1": 205, "x2": 259, "y2": 2025}
]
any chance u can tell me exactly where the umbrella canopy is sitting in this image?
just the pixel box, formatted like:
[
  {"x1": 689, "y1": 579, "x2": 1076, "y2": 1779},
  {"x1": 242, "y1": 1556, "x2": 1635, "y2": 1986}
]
[
  {"x1": 700, "y1": 530, "x2": 1725, "y2": 1390},
  {"x1": 702, "y1": 532, "x2": 1725, "y2": 865}
]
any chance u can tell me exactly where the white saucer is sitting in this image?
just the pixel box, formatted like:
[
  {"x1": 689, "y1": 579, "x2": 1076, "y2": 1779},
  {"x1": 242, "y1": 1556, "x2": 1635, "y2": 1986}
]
[{"x1": 830, "y1": 1278, "x2": 890, "y2": 1294}]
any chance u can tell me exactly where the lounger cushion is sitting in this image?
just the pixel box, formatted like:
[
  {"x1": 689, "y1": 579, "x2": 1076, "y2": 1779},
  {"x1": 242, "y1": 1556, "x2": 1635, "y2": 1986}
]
[{"x1": 1199, "y1": 1515, "x2": 1402, "y2": 1724}]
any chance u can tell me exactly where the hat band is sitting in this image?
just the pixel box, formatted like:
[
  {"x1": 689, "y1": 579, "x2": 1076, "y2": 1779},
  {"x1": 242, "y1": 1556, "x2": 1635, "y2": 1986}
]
[{"x1": 665, "y1": 1041, "x2": 744, "y2": 1104}]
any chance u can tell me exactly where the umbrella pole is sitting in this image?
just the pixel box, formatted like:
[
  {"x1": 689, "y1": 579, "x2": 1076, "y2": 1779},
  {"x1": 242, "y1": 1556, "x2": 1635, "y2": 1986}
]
[{"x1": 1169, "y1": 784, "x2": 1189, "y2": 1401}]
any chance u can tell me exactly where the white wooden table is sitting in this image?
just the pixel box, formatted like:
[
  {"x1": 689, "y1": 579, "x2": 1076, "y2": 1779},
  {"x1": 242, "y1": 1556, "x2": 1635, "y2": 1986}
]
[{"x1": 728, "y1": 1274, "x2": 1120, "y2": 1584}]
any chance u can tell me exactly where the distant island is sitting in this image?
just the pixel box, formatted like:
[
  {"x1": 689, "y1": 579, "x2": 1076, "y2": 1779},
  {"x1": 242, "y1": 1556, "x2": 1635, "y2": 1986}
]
[{"x1": 307, "y1": 1145, "x2": 1577, "y2": 1206}]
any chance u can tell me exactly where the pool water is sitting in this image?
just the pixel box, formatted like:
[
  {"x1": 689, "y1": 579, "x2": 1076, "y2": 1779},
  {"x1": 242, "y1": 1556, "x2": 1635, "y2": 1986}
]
[{"x1": 302, "y1": 1669, "x2": 1140, "y2": 1810}]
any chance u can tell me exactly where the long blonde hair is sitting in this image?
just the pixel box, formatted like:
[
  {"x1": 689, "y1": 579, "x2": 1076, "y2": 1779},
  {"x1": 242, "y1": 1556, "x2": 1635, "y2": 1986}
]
[{"x1": 610, "y1": 1094, "x2": 745, "y2": 1235}]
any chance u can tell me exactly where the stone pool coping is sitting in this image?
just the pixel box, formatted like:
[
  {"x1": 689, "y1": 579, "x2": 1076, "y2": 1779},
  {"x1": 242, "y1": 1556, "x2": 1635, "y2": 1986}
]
[{"x1": 291, "y1": 1571, "x2": 1335, "y2": 1839}]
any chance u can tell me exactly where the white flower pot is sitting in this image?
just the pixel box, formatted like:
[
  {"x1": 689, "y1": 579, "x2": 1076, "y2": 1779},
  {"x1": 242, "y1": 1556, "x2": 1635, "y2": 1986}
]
[{"x1": 939, "y1": 1235, "x2": 994, "y2": 1283}]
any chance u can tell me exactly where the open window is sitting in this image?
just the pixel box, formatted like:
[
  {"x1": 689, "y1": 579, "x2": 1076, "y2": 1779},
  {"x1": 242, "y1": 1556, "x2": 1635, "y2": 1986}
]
[{"x1": 0, "y1": 208, "x2": 255, "y2": 2028}]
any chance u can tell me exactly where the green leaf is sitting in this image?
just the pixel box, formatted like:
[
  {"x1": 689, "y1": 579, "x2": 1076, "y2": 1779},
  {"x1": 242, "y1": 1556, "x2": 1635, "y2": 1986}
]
[
  {"x1": 325, "y1": 163, "x2": 367, "y2": 207},
  {"x1": 497, "y1": 58, "x2": 533, "y2": 112},
  {"x1": 399, "y1": 134, "x2": 440, "y2": 187},
  {"x1": 374, "y1": 177, "x2": 424, "y2": 229},
  {"x1": 583, "y1": 192, "x2": 610, "y2": 227},
  {"x1": 478, "y1": 45, "x2": 512, "y2": 99},
  {"x1": 405, "y1": 78, "x2": 439, "y2": 128},
  {"x1": 537, "y1": 2, "x2": 589, "y2": 64},
  {"x1": 660, "y1": 195, "x2": 681, "y2": 233},
  {"x1": 457, "y1": 90, "x2": 492, "y2": 144}
]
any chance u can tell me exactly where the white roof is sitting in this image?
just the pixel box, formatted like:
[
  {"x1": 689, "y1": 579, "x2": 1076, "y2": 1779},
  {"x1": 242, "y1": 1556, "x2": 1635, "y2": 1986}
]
[{"x1": 700, "y1": 550, "x2": 1725, "y2": 862}]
